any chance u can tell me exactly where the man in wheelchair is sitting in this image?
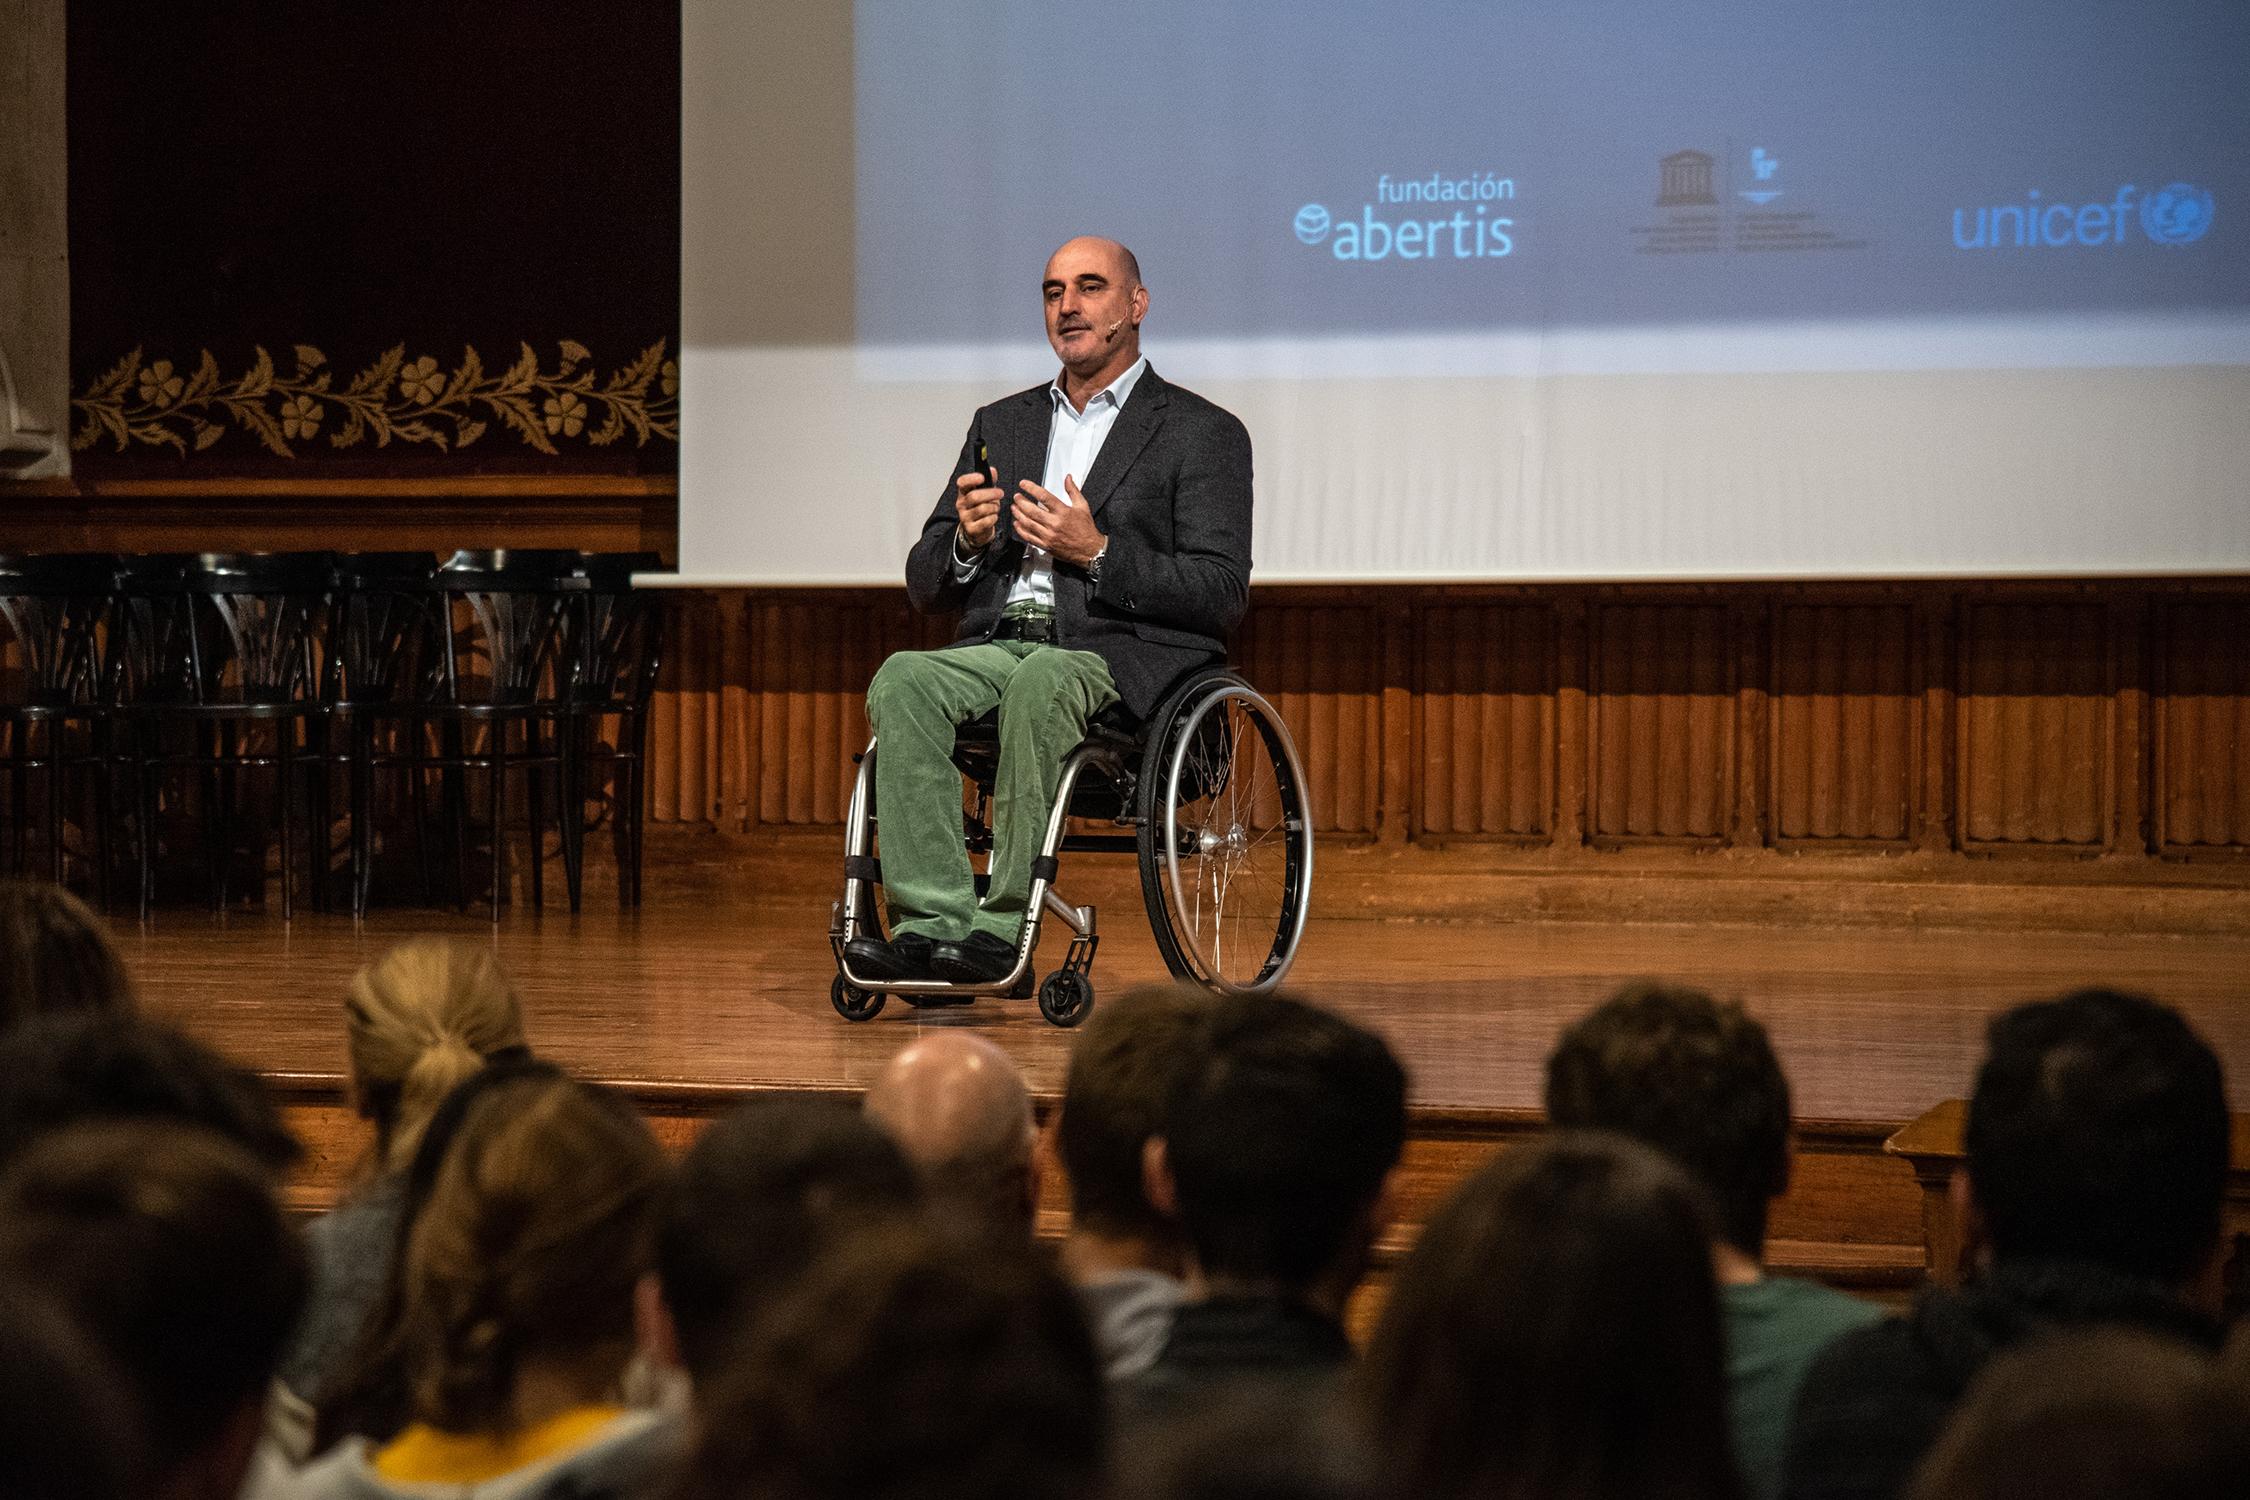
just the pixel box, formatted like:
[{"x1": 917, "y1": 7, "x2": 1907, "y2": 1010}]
[{"x1": 847, "y1": 236, "x2": 1253, "y2": 987}]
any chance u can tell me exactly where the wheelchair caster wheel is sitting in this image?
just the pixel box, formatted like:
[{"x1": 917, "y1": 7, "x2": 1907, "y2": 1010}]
[
  {"x1": 831, "y1": 974, "x2": 885, "y2": 1022},
  {"x1": 1037, "y1": 970, "x2": 1094, "y2": 1029}
]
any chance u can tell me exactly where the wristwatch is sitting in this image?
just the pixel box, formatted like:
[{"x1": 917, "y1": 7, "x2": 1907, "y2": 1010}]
[{"x1": 1087, "y1": 543, "x2": 1107, "y2": 587}]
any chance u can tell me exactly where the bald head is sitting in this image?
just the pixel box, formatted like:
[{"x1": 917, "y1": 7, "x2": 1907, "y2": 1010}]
[
  {"x1": 1045, "y1": 236, "x2": 1141, "y2": 290},
  {"x1": 1043, "y1": 237, "x2": 1148, "y2": 387},
  {"x1": 863, "y1": 1033, "x2": 1039, "y2": 1240}
]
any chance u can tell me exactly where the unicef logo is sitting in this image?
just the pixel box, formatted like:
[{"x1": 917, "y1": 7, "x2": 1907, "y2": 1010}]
[
  {"x1": 2140, "y1": 183, "x2": 2214, "y2": 246},
  {"x1": 1293, "y1": 203, "x2": 1332, "y2": 245}
]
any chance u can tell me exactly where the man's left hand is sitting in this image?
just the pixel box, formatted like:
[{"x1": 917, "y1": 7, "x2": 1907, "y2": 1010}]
[{"x1": 1012, "y1": 476, "x2": 1106, "y2": 567}]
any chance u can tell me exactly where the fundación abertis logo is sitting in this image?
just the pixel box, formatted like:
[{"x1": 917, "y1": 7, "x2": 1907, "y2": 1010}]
[{"x1": 1292, "y1": 170, "x2": 1518, "y2": 261}]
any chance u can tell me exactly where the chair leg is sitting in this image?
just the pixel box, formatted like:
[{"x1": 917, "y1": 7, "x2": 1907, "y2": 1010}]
[
  {"x1": 91, "y1": 743, "x2": 114, "y2": 913},
  {"x1": 406, "y1": 730, "x2": 432, "y2": 908},
  {"x1": 526, "y1": 759, "x2": 545, "y2": 911},
  {"x1": 138, "y1": 756, "x2": 158, "y2": 921},
  {"x1": 47, "y1": 734, "x2": 68, "y2": 888},
  {"x1": 488, "y1": 724, "x2": 508, "y2": 919},
  {"x1": 351, "y1": 722, "x2": 374, "y2": 918},
  {"x1": 561, "y1": 721, "x2": 585, "y2": 915},
  {"x1": 10, "y1": 740, "x2": 28, "y2": 876},
  {"x1": 277, "y1": 725, "x2": 296, "y2": 922},
  {"x1": 207, "y1": 724, "x2": 229, "y2": 912}
]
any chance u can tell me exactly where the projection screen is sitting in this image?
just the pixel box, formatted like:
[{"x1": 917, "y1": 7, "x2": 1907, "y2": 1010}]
[{"x1": 678, "y1": 0, "x2": 2250, "y2": 584}]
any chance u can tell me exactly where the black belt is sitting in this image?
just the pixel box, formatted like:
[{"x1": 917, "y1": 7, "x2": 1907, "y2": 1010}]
[{"x1": 992, "y1": 611, "x2": 1057, "y2": 643}]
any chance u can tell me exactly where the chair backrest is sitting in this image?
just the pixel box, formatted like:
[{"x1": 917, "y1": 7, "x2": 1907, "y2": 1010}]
[
  {"x1": 328, "y1": 553, "x2": 441, "y2": 709},
  {"x1": 184, "y1": 553, "x2": 333, "y2": 707},
  {"x1": 109, "y1": 555, "x2": 197, "y2": 707},
  {"x1": 569, "y1": 553, "x2": 665, "y2": 711},
  {"x1": 0, "y1": 554, "x2": 117, "y2": 710},
  {"x1": 430, "y1": 551, "x2": 575, "y2": 708}
]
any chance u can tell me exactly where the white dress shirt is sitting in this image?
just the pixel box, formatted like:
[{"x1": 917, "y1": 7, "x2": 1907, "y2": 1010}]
[{"x1": 956, "y1": 356, "x2": 1148, "y2": 607}]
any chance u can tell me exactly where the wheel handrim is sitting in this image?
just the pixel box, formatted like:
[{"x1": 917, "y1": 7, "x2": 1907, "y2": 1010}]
[{"x1": 1160, "y1": 686, "x2": 1312, "y2": 994}]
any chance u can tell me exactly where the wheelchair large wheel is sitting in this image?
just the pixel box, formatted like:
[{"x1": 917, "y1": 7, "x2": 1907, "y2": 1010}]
[{"x1": 1136, "y1": 673, "x2": 1313, "y2": 994}]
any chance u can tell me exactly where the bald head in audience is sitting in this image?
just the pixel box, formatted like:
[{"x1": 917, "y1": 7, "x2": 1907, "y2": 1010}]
[{"x1": 863, "y1": 1033, "x2": 1039, "y2": 1241}]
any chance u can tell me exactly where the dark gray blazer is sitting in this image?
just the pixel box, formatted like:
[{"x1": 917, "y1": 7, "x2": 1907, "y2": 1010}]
[{"x1": 903, "y1": 365, "x2": 1254, "y2": 720}]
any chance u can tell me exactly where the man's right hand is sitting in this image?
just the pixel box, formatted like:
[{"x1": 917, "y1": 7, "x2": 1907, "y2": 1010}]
[{"x1": 954, "y1": 468, "x2": 1003, "y2": 551}]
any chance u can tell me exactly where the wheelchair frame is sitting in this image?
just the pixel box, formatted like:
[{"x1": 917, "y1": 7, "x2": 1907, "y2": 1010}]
[{"x1": 827, "y1": 667, "x2": 1313, "y2": 1027}]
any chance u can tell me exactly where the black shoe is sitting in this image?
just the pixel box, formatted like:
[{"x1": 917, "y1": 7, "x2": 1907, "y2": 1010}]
[
  {"x1": 929, "y1": 931, "x2": 1019, "y2": 985},
  {"x1": 843, "y1": 932, "x2": 936, "y2": 982}
]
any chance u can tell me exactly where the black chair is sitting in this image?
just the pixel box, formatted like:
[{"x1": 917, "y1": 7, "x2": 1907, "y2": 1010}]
[
  {"x1": 0, "y1": 554, "x2": 119, "y2": 897},
  {"x1": 564, "y1": 552, "x2": 665, "y2": 909},
  {"x1": 325, "y1": 553, "x2": 442, "y2": 915},
  {"x1": 109, "y1": 553, "x2": 334, "y2": 918},
  {"x1": 359, "y1": 550, "x2": 578, "y2": 916}
]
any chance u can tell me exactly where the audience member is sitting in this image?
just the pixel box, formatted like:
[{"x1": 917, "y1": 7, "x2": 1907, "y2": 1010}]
[
  {"x1": 651, "y1": 1095, "x2": 920, "y2": 1393},
  {"x1": 1054, "y1": 983, "x2": 1207, "y2": 1378},
  {"x1": 1130, "y1": 992, "x2": 1406, "y2": 1402},
  {"x1": 0, "y1": 1010, "x2": 300, "y2": 1175},
  {"x1": 278, "y1": 939, "x2": 529, "y2": 1413},
  {"x1": 863, "y1": 1030, "x2": 1040, "y2": 1241},
  {"x1": 1121, "y1": 1383, "x2": 1387, "y2": 1500},
  {"x1": 307, "y1": 1054, "x2": 565, "y2": 1456},
  {"x1": 1360, "y1": 1133, "x2": 1741, "y2": 1500},
  {"x1": 670, "y1": 1222, "x2": 1105, "y2": 1500},
  {"x1": 285, "y1": 1071, "x2": 674, "y2": 1500},
  {"x1": 1906, "y1": 1328, "x2": 2250, "y2": 1500},
  {"x1": 1784, "y1": 989, "x2": 2230, "y2": 1500},
  {"x1": 0, "y1": 1121, "x2": 308, "y2": 1500},
  {"x1": 0, "y1": 877, "x2": 135, "y2": 1026},
  {"x1": 1545, "y1": 982, "x2": 1880, "y2": 1500},
  {"x1": 0, "y1": 1283, "x2": 147, "y2": 1500}
]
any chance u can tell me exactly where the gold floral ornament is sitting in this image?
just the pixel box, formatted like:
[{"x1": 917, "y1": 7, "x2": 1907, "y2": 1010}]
[{"x1": 71, "y1": 340, "x2": 679, "y2": 457}]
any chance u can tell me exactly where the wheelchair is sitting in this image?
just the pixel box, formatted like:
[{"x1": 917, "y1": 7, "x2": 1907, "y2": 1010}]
[{"x1": 829, "y1": 664, "x2": 1313, "y2": 1027}]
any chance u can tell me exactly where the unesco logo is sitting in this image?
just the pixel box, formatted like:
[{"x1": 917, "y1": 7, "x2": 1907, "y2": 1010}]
[
  {"x1": 2140, "y1": 183, "x2": 2214, "y2": 246},
  {"x1": 1294, "y1": 204, "x2": 1333, "y2": 245}
]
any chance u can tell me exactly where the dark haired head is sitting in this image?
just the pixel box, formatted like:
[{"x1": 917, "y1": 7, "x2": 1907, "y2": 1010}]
[
  {"x1": 1058, "y1": 985, "x2": 1206, "y2": 1242},
  {"x1": 0, "y1": 880, "x2": 134, "y2": 1027},
  {"x1": 674, "y1": 1223, "x2": 1104, "y2": 1500},
  {"x1": 0, "y1": 1122, "x2": 307, "y2": 1491},
  {"x1": 0, "y1": 1285, "x2": 146, "y2": 1500},
  {"x1": 1360, "y1": 1133, "x2": 1738, "y2": 1500},
  {"x1": 1161, "y1": 993, "x2": 1406, "y2": 1289},
  {"x1": 1544, "y1": 981, "x2": 1791, "y2": 1257},
  {"x1": 1966, "y1": 989, "x2": 2227, "y2": 1283},
  {"x1": 1908, "y1": 1328, "x2": 2250, "y2": 1500},
  {"x1": 0, "y1": 1012, "x2": 299, "y2": 1176},
  {"x1": 657, "y1": 1096, "x2": 921, "y2": 1384}
]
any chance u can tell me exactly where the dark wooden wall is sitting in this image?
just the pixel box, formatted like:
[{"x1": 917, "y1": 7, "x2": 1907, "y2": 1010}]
[
  {"x1": 649, "y1": 581, "x2": 2250, "y2": 870},
  {"x1": 62, "y1": 2, "x2": 678, "y2": 483}
]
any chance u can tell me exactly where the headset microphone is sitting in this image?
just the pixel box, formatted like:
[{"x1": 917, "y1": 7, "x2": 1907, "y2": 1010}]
[{"x1": 1106, "y1": 317, "x2": 1125, "y2": 338}]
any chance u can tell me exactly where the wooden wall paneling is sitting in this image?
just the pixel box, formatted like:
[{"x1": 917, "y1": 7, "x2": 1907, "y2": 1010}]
[
  {"x1": 718, "y1": 593, "x2": 752, "y2": 830},
  {"x1": 2112, "y1": 591, "x2": 2151, "y2": 855},
  {"x1": 1413, "y1": 600, "x2": 1555, "y2": 841},
  {"x1": 2156, "y1": 597, "x2": 2250, "y2": 853},
  {"x1": 1914, "y1": 593, "x2": 1955, "y2": 853},
  {"x1": 1377, "y1": 600, "x2": 1415, "y2": 844},
  {"x1": 1733, "y1": 597, "x2": 1769, "y2": 849},
  {"x1": 1234, "y1": 601, "x2": 1379, "y2": 837},
  {"x1": 1588, "y1": 598, "x2": 1735, "y2": 844},
  {"x1": 1771, "y1": 600, "x2": 1917, "y2": 846},
  {"x1": 1554, "y1": 595, "x2": 1589, "y2": 847},
  {"x1": 1958, "y1": 599, "x2": 2113, "y2": 850},
  {"x1": 650, "y1": 592, "x2": 721, "y2": 825}
]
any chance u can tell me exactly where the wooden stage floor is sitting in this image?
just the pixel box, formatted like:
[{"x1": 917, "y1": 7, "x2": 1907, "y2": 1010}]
[{"x1": 125, "y1": 829, "x2": 2250, "y2": 1128}]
